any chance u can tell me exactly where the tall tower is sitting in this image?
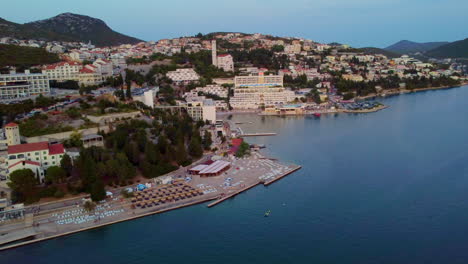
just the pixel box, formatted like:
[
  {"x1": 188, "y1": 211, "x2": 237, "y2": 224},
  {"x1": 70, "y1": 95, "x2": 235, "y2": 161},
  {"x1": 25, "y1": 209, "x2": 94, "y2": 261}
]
[
  {"x1": 5, "y1": 122, "x2": 20, "y2": 146},
  {"x1": 211, "y1": 40, "x2": 218, "y2": 67}
]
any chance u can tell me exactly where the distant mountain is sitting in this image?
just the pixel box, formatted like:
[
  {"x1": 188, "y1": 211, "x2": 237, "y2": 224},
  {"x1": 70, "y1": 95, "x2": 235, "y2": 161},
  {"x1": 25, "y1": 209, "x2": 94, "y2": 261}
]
[
  {"x1": 0, "y1": 13, "x2": 142, "y2": 46},
  {"x1": 359, "y1": 47, "x2": 400, "y2": 58},
  {"x1": 385, "y1": 40, "x2": 448, "y2": 54},
  {"x1": 426, "y1": 38, "x2": 468, "y2": 58}
]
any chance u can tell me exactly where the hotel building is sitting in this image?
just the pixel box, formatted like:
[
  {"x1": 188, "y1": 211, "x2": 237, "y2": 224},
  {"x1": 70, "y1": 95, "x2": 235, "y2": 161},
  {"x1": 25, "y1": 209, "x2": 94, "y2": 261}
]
[
  {"x1": 230, "y1": 73, "x2": 296, "y2": 109},
  {"x1": 0, "y1": 70, "x2": 50, "y2": 101}
]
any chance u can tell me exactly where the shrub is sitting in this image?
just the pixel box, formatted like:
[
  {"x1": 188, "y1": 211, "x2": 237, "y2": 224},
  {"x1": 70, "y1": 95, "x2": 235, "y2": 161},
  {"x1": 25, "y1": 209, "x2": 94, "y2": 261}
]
[{"x1": 54, "y1": 190, "x2": 65, "y2": 198}]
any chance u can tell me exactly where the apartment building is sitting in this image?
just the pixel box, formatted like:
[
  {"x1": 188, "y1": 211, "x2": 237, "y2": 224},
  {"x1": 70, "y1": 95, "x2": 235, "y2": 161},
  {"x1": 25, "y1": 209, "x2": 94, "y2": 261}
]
[{"x1": 0, "y1": 70, "x2": 50, "y2": 101}]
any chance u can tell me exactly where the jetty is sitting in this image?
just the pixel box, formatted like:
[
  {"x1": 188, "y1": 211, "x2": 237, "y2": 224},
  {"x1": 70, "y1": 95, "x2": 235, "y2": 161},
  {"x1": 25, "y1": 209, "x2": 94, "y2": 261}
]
[
  {"x1": 239, "y1": 132, "x2": 277, "y2": 137},
  {"x1": 207, "y1": 165, "x2": 302, "y2": 208}
]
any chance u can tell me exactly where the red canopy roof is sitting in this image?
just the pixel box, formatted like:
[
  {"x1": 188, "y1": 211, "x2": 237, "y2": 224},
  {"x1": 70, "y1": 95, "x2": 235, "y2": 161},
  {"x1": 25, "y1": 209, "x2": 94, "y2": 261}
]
[{"x1": 5, "y1": 122, "x2": 18, "y2": 128}]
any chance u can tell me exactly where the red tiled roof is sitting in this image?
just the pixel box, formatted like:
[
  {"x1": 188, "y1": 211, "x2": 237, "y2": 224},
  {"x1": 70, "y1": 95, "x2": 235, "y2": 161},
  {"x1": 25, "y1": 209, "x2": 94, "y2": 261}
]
[
  {"x1": 8, "y1": 142, "x2": 48, "y2": 154},
  {"x1": 5, "y1": 122, "x2": 18, "y2": 128},
  {"x1": 7, "y1": 142, "x2": 65, "y2": 155},
  {"x1": 44, "y1": 61, "x2": 82, "y2": 70},
  {"x1": 49, "y1": 144, "x2": 65, "y2": 155},
  {"x1": 8, "y1": 160, "x2": 41, "y2": 169},
  {"x1": 79, "y1": 67, "x2": 95, "y2": 73},
  {"x1": 217, "y1": 54, "x2": 231, "y2": 57}
]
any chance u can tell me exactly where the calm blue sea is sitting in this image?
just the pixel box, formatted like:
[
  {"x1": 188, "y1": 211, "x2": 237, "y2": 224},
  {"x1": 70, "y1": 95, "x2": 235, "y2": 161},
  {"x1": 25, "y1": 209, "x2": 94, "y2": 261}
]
[{"x1": 3, "y1": 86, "x2": 468, "y2": 264}]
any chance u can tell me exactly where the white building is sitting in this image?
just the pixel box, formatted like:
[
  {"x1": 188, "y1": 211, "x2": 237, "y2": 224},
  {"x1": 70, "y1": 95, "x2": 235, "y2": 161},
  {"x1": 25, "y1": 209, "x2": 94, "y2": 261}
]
[
  {"x1": 211, "y1": 40, "x2": 234, "y2": 72},
  {"x1": 0, "y1": 70, "x2": 50, "y2": 101},
  {"x1": 184, "y1": 84, "x2": 228, "y2": 99},
  {"x1": 133, "y1": 88, "x2": 158, "y2": 108},
  {"x1": 216, "y1": 54, "x2": 234, "y2": 72},
  {"x1": 93, "y1": 59, "x2": 114, "y2": 77},
  {"x1": 166, "y1": 68, "x2": 200, "y2": 84},
  {"x1": 230, "y1": 73, "x2": 294, "y2": 109},
  {"x1": 284, "y1": 44, "x2": 302, "y2": 54},
  {"x1": 184, "y1": 98, "x2": 217, "y2": 124},
  {"x1": 212, "y1": 40, "x2": 217, "y2": 67},
  {"x1": 7, "y1": 142, "x2": 65, "y2": 183},
  {"x1": 3, "y1": 123, "x2": 20, "y2": 146},
  {"x1": 43, "y1": 61, "x2": 82, "y2": 82},
  {"x1": 78, "y1": 66, "x2": 103, "y2": 86}
]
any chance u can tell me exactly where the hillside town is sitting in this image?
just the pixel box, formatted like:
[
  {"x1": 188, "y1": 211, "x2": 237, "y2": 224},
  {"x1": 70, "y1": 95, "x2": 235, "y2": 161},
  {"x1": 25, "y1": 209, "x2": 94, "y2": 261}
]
[{"x1": 0, "y1": 31, "x2": 467, "y2": 249}]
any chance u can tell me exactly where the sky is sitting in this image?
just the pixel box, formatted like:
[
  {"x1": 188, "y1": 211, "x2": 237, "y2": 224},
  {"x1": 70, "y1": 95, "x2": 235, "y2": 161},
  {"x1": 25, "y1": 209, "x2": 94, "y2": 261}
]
[{"x1": 2, "y1": 0, "x2": 468, "y2": 48}]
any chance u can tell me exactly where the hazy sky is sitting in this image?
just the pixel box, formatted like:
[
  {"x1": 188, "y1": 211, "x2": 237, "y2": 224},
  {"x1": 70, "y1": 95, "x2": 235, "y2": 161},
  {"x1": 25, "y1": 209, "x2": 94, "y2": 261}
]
[{"x1": 2, "y1": 0, "x2": 467, "y2": 47}]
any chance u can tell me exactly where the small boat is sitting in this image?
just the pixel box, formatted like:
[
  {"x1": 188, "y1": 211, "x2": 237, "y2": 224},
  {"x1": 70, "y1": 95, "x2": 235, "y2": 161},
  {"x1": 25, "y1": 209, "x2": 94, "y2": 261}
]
[
  {"x1": 264, "y1": 210, "x2": 271, "y2": 217},
  {"x1": 313, "y1": 113, "x2": 321, "y2": 117}
]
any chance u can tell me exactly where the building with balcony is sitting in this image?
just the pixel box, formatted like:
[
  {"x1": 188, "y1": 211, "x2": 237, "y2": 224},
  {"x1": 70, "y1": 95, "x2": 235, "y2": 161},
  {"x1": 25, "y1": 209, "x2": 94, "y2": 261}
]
[{"x1": 0, "y1": 70, "x2": 50, "y2": 101}]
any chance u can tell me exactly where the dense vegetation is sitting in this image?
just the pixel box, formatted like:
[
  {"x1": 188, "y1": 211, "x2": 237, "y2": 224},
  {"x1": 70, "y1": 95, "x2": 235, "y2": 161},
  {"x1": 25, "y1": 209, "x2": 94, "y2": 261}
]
[
  {"x1": 385, "y1": 40, "x2": 449, "y2": 55},
  {"x1": 0, "y1": 44, "x2": 60, "y2": 68},
  {"x1": 335, "y1": 75, "x2": 461, "y2": 97},
  {"x1": 231, "y1": 48, "x2": 289, "y2": 70},
  {"x1": 9, "y1": 110, "x2": 209, "y2": 204},
  {"x1": 426, "y1": 38, "x2": 468, "y2": 58}
]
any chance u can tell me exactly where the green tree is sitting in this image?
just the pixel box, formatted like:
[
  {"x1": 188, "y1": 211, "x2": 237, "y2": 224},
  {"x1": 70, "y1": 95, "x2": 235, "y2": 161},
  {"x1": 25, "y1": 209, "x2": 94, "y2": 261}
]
[
  {"x1": 202, "y1": 130, "x2": 213, "y2": 150},
  {"x1": 235, "y1": 142, "x2": 251, "y2": 158},
  {"x1": 45, "y1": 166, "x2": 66, "y2": 184},
  {"x1": 175, "y1": 139, "x2": 188, "y2": 165},
  {"x1": 90, "y1": 179, "x2": 106, "y2": 201},
  {"x1": 7, "y1": 169, "x2": 38, "y2": 202},
  {"x1": 188, "y1": 135, "x2": 203, "y2": 158},
  {"x1": 60, "y1": 153, "x2": 73, "y2": 176},
  {"x1": 69, "y1": 130, "x2": 83, "y2": 148}
]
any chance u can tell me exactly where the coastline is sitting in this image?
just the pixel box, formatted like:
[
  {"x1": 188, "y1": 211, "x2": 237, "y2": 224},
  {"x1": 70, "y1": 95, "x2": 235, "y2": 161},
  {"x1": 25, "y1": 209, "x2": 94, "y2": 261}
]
[
  {"x1": 357, "y1": 82, "x2": 468, "y2": 100},
  {"x1": 0, "y1": 195, "x2": 219, "y2": 251},
  {"x1": 0, "y1": 152, "x2": 301, "y2": 251}
]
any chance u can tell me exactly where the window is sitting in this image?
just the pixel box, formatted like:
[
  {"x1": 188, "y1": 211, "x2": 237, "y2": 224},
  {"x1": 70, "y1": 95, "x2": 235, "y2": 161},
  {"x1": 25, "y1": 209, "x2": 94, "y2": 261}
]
[
  {"x1": 43, "y1": 162, "x2": 48, "y2": 166},
  {"x1": 52, "y1": 156, "x2": 55, "y2": 159},
  {"x1": 35, "y1": 152, "x2": 39, "y2": 156}
]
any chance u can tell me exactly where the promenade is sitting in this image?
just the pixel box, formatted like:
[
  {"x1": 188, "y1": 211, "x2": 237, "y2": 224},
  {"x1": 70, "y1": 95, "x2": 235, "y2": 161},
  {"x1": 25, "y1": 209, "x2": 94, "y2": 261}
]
[{"x1": 0, "y1": 151, "x2": 300, "y2": 251}]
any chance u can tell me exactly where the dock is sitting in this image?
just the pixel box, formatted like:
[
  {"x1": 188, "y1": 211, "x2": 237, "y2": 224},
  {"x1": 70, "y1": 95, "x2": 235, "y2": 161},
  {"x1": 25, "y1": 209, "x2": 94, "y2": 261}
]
[
  {"x1": 264, "y1": 166, "x2": 302, "y2": 186},
  {"x1": 207, "y1": 181, "x2": 262, "y2": 208},
  {"x1": 207, "y1": 165, "x2": 302, "y2": 208},
  {"x1": 239, "y1": 133, "x2": 277, "y2": 137}
]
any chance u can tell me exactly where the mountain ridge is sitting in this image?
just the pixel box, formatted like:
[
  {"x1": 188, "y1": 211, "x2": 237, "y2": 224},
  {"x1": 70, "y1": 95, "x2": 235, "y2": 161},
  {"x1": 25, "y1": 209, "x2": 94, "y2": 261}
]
[
  {"x1": 385, "y1": 40, "x2": 449, "y2": 54},
  {"x1": 425, "y1": 38, "x2": 468, "y2": 58},
  {"x1": 0, "y1": 13, "x2": 142, "y2": 47}
]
